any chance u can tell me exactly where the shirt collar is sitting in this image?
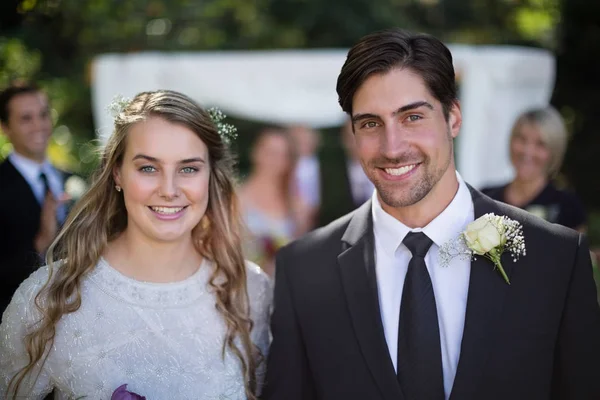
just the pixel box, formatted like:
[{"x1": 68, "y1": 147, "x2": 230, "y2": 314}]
[
  {"x1": 8, "y1": 151, "x2": 53, "y2": 182},
  {"x1": 372, "y1": 171, "x2": 474, "y2": 256}
]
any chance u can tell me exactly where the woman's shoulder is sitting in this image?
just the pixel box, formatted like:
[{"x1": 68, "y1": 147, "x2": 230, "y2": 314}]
[
  {"x1": 13, "y1": 264, "x2": 56, "y2": 304},
  {"x1": 547, "y1": 183, "x2": 583, "y2": 203},
  {"x1": 245, "y1": 260, "x2": 271, "y2": 290},
  {"x1": 1, "y1": 264, "x2": 59, "y2": 332},
  {"x1": 244, "y1": 260, "x2": 272, "y2": 309}
]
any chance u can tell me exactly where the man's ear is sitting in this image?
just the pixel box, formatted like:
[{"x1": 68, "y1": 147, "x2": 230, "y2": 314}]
[{"x1": 448, "y1": 101, "x2": 462, "y2": 139}]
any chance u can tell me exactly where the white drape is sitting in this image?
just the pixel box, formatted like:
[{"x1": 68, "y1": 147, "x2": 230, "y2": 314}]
[{"x1": 91, "y1": 46, "x2": 554, "y2": 189}]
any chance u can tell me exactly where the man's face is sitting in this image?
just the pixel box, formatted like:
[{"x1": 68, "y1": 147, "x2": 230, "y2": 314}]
[
  {"x1": 1, "y1": 92, "x2": 52, "y2": 162},
  {"x1": 351, "y1": 68, "x2": 461, "y2": 209}
]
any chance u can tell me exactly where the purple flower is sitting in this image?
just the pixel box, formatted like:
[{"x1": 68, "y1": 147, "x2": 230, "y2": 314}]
[{"x1": 111, "y1": 384, "x2": 146, "y2": 400}]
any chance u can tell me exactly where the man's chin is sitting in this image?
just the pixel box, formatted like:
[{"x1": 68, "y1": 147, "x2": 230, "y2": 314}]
[
  {"x1": 377, "y1": 190, "x2": 421, "y2": 209},
  {"x1": 375, "y1": 181, "x2": 432, "y2": 209}
]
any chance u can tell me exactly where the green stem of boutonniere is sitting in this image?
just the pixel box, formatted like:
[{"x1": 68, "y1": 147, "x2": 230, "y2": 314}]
[
  {"x1": 485, "y1": 247, "x2": 510, "y2": 285},
  {"x1": 493, "y1": 259, "x2": 510, "y2": 285}
]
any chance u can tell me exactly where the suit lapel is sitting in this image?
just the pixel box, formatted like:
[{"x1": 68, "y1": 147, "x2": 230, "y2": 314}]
[
  {"x1": 450, "y1": 187, "x2": 514, "y2": 399},
  {"x1": 2, "y1": 159, "x2": 41, "y2": 211},
  {"x1": 337, "y1": 201, "x2": 404, "y2": 400}
]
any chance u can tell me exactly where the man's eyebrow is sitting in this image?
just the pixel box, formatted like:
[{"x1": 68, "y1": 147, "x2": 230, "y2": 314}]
[
  {"x1": 351, "y1": 101, "x2": 434, "y2": 124},
  {"x1": 392, "y1": 101, "x2": 434, "y2": 115}
]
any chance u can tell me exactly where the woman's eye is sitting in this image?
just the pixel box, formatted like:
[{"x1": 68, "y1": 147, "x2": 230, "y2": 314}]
[
  {"x1": 181, "y1": 167, "x2": 198, "y2": 174},
  {"x1": 139, "y1": 166, "x2": 156, "y2": 173}
]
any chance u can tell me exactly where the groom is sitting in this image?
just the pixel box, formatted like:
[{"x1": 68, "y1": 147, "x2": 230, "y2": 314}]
[{"x1": 262, "y1": 29, "x2": 600, "y2": 400}]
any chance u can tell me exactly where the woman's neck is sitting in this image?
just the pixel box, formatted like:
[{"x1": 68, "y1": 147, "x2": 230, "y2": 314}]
[
  {"x1": 105, "y1": 231, "x2": 203, "y2": 283},
  {"x1": 506, "y1": 176, "x2": 548, "y2": 207}
]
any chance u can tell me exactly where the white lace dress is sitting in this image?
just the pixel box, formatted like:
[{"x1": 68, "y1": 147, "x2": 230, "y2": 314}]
[{"x1": 0, "y1": 258, "x2": 272, "y2": 400}]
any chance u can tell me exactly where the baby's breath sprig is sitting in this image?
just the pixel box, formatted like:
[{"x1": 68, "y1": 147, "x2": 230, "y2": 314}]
[
  {"x1": 107, "y1": 95, "x2": 131, "y2": 118},
  {"x1": 207, "y1": 107, "x2": 238, "y2": 146}
]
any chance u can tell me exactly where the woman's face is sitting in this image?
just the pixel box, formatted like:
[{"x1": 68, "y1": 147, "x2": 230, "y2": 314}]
[
  {"x1": 510, "y1": 122, "x2": 552, "y2": 182},
  {"x1": 114, "y1": 116, "x2": 211, "y2": 245},
  {"x1": 252, "y1": 132, "x2": 293, "y2": 177}
]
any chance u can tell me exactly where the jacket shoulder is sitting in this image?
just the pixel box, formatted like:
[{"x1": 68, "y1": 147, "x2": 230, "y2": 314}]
[{"x1": 286, "y1": 210, "x2": 354, "y2": 251}]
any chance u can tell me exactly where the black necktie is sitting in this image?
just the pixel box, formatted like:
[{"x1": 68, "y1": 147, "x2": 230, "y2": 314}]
[
  {"x1": 397, "y1": 232, "x2": 444, "y2": 400},
  {"x1": 39, "y1": 172, "x2": 51, "y2": 198}
]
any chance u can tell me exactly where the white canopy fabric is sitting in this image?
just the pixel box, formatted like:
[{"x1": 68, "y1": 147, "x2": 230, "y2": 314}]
[{"x1": 91, "y1": 45, "x2": 555, "y2": 189}]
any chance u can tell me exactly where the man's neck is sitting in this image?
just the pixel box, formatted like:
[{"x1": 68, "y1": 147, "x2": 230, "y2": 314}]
[{"x1": 11, "y1": 150, "x2": 46, "y2": 165}]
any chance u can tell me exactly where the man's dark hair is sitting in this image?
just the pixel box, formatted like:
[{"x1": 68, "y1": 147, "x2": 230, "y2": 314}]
[
  {"x1": 336, "y1": 28, "x2": 457, "y2": 120},
  {"x1": 0, "y1": 81, "x2": 42, "y2": 124}
]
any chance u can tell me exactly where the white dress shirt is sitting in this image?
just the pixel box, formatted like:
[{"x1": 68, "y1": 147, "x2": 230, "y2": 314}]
[
  {"x1": 371, "y1": 172, "x2": 474, "y2": 399},
  {"x1": 9, "y1": 151, "x2": 66, "y2": 222}
]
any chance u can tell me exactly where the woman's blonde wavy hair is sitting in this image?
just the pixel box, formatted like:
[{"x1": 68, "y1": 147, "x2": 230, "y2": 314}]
[{"x1": 8, "y1": 90, "x2": 262, "y2": 399}]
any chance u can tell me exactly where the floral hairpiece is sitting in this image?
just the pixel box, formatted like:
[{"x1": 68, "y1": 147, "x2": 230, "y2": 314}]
[
  {"x1": 106, "y1": 96, "x2": 237, "y2": 146},
  {"x1": 207, "y1": 107, "x2": 237, "y2": 146},
  {"x1": 107, "y1": 95, "x2": 132, "y2": 118}
]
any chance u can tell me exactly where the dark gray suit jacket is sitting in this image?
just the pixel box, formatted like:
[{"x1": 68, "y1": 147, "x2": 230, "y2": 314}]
[
  {"x1": 262, "y1": 187, "x2": 600, "y2": 400},
  {"x1": 0, "y1": 158, "x2": 71, "y2": 315}
]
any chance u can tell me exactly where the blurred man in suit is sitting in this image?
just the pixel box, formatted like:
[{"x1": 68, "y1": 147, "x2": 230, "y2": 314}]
[{"x1": 0, "y1": 82, "x2": 68, "y2": 315}]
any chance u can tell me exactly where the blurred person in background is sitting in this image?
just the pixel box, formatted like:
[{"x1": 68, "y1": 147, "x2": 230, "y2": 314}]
[
  {"x1": 0, "y1": 82, "x2": 70, "y2": 315},
  {"x1": 0, "y1": 90, "x2": 271, "y2": 399},
  {"x1": 289, "y1": 124, "x2": 321, "y2": 229},
  {"x1": 239, "y1": 127, "x2": 310, "y2": 277},
  {"x1": 318, "y1": 118, "x2": 375, "y2": 226},
  {"x1": 482, "y1": 106, "x2": 586, "y2": 232}
]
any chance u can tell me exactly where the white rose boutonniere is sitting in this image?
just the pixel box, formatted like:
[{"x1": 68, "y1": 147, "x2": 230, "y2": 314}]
[{"x1": 440, "y1": 213, "x2": 526, "y2": 284}]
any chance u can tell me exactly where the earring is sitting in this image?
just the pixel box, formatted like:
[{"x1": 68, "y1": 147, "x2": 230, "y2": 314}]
[
  {"x1": 201, "y1": 215, "x2": 210, "y2": 230},
  {"x1": 115, "y1": 185, "x2": 122, "y2": 192}
]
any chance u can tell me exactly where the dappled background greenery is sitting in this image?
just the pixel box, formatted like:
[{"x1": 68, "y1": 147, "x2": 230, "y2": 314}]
[{"x1": 1, "y1": 0, "x2": 599, "y2": 255}]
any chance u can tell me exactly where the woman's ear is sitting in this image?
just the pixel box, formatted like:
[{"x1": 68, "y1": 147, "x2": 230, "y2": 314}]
[{"x1": 113, "y1": 165, "x2": 122, "y2": 189}]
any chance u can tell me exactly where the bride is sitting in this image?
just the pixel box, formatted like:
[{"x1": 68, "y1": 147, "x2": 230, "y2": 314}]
[{"x1": 0, "y1": 90, "x2": 271, "y2": 399}]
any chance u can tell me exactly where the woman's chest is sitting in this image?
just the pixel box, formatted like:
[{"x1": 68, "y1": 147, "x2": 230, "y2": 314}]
[{"x1": 46, "y1": 303, "x2": 244, "y2": 399}]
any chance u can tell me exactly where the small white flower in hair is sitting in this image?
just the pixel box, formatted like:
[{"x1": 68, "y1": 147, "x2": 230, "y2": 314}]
[
  {"x1": 107, "y1": 95, "x2": 132, "y2": 118},
  {"x1": 207, "y1": 107, "x2": 237, "y2": 145}
]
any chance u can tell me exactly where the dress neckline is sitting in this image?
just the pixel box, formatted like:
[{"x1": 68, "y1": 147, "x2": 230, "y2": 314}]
[{"x1": 87, "y1": 257, "x2": 212, "y2": 309}]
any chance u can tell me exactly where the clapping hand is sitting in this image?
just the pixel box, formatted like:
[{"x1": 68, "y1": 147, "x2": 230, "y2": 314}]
[{"x1": 34, "y1": 191, "x2": 70, "y2": 254}]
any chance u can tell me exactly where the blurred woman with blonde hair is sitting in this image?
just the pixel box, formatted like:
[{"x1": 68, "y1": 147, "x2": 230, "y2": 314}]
[
  {"x1": 482, "y1": 106, "x2": 586, "y2": 231},
  {"x1": 0, "y1": 90, "x2": 271, "y2": 399}
]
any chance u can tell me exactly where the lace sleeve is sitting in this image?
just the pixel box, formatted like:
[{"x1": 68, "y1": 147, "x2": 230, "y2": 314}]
[
  {"x1": 245, "y1": 261, "x2": 273, "y2": 395},
  {"x1": 0, "y1": 268, "x2": 53, "y2": 399}
]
